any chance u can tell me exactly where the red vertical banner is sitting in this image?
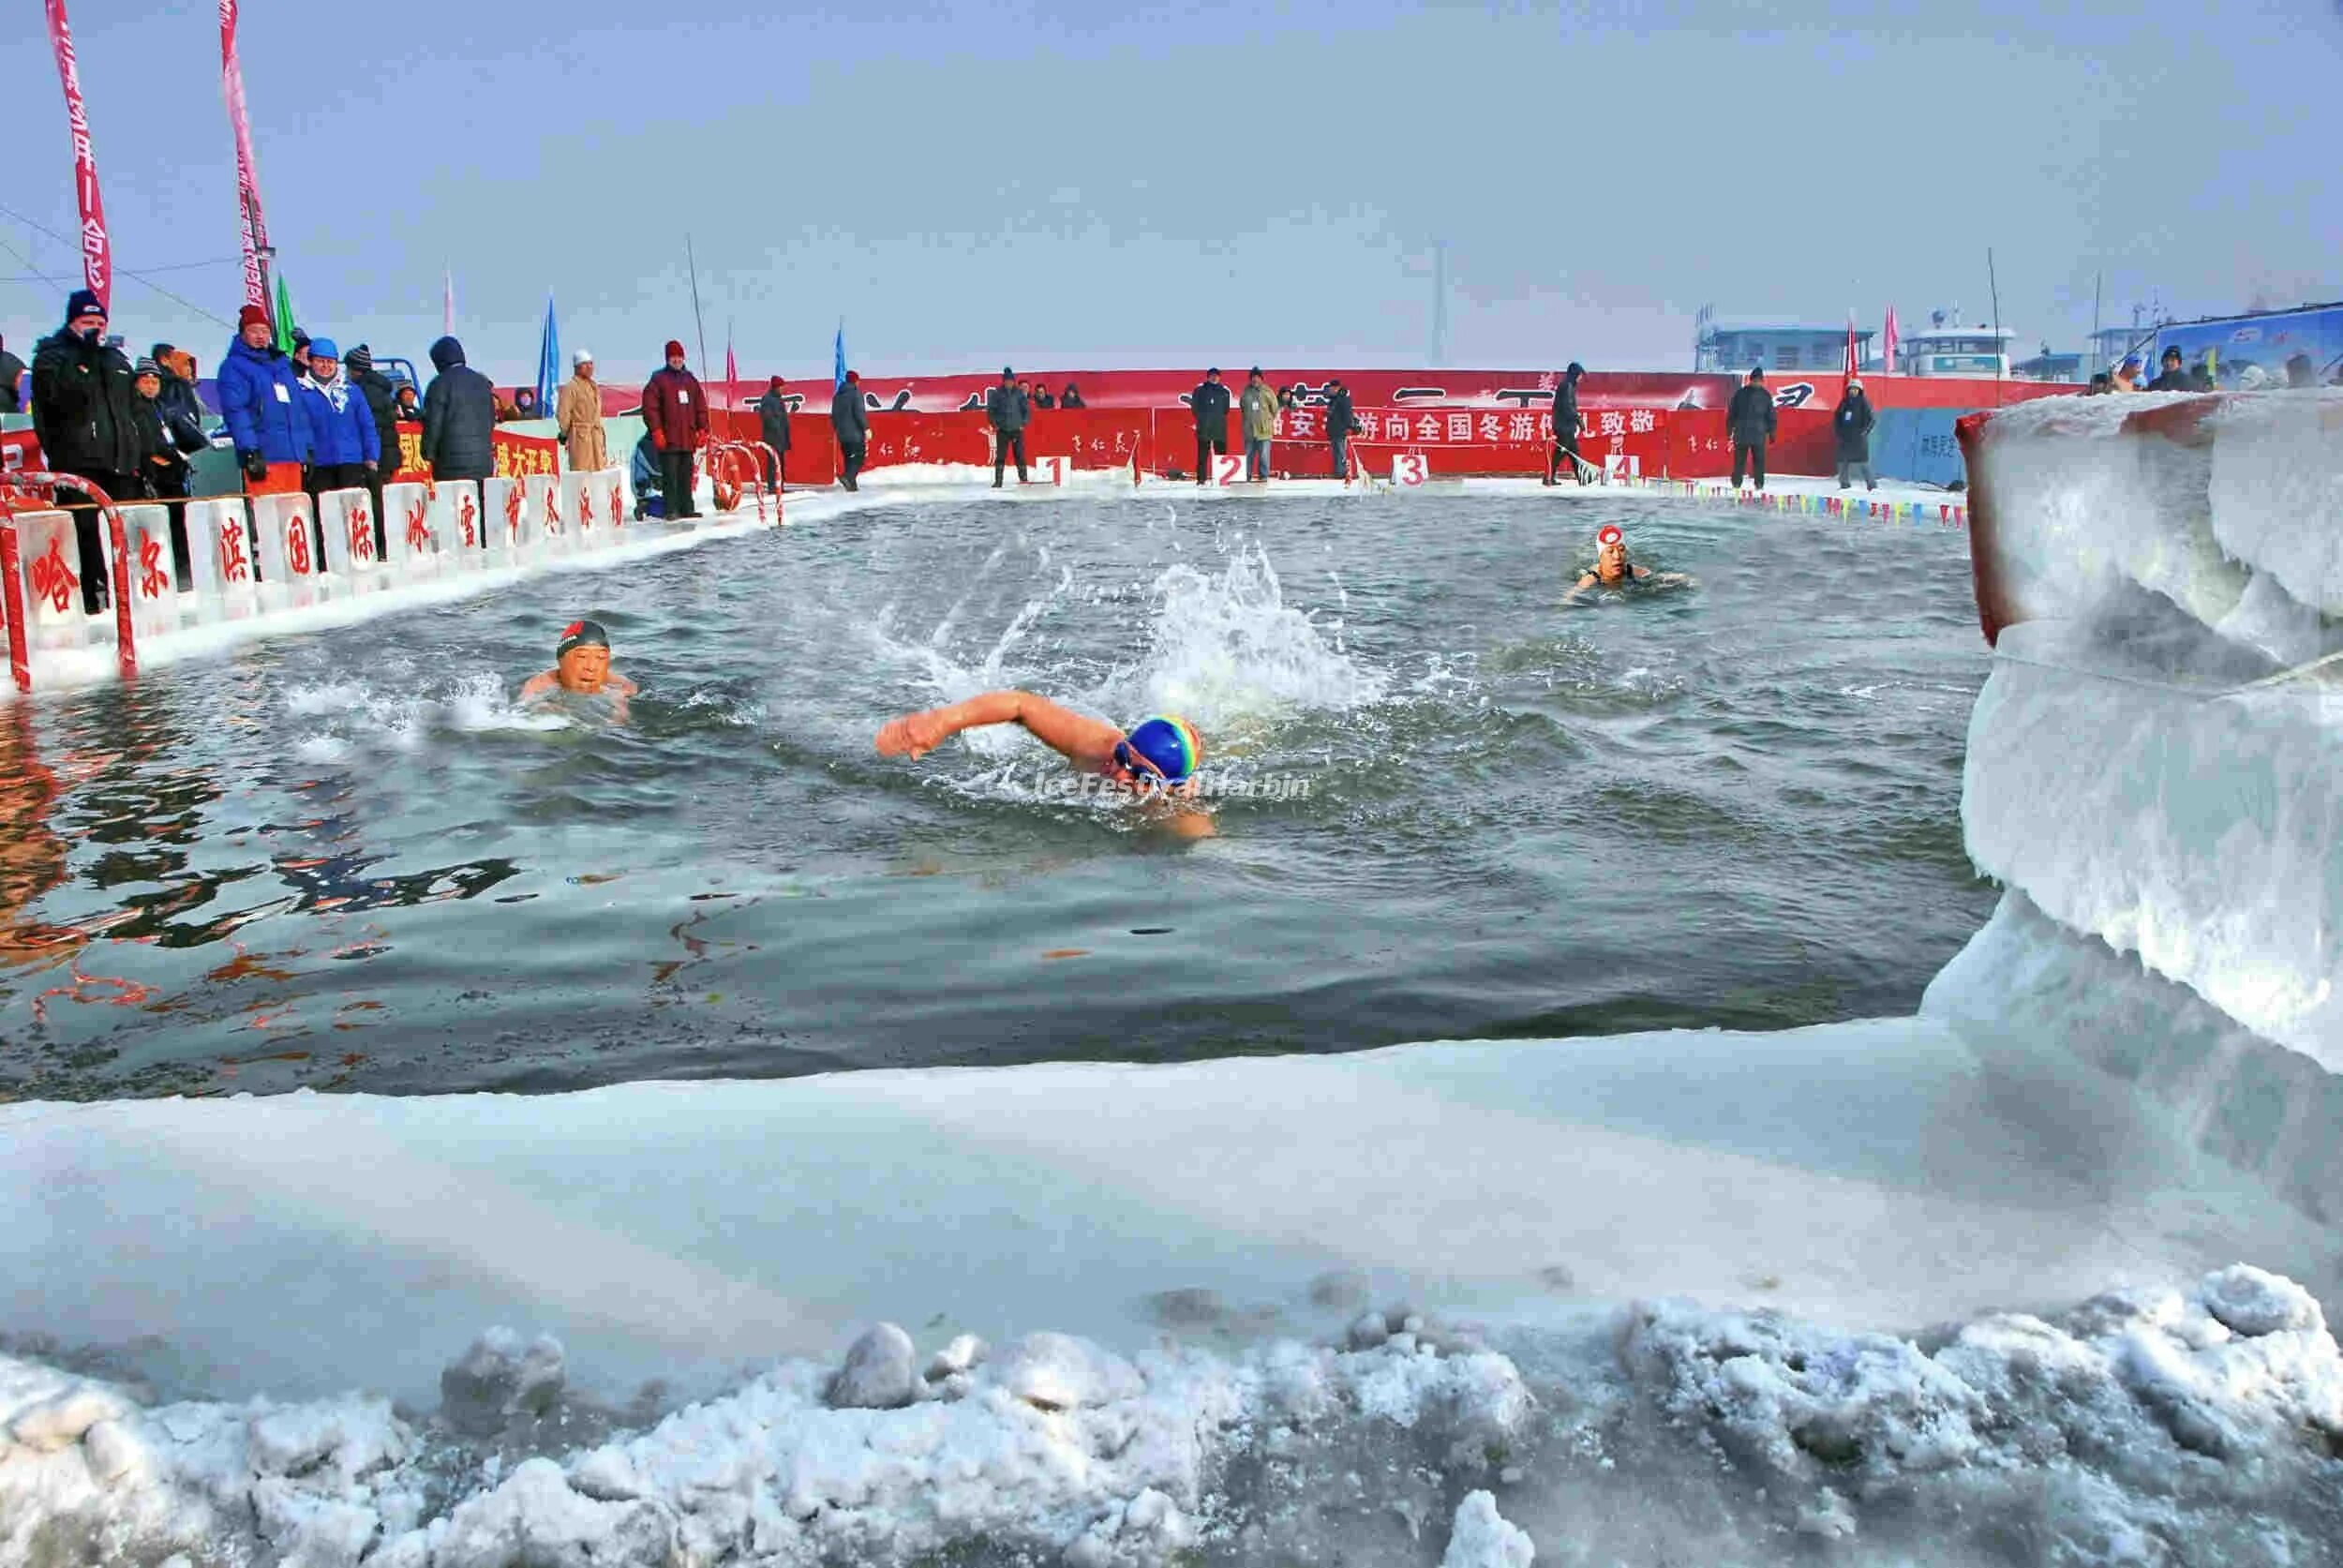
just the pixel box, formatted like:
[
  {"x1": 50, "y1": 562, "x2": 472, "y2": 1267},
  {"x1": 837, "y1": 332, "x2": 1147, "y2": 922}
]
[
  {"x1": 44, "y1": 0, "x2": 111, "y2": 313},
  {"x1": 219, "y1": 0, "x2": 270, "y2": 316}
]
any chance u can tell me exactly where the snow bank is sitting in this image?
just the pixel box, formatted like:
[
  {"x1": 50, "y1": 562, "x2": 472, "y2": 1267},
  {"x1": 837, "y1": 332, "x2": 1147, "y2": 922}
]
[{"x1": 8, "y1": 1266, "x2": 2338, "y2": 1567}]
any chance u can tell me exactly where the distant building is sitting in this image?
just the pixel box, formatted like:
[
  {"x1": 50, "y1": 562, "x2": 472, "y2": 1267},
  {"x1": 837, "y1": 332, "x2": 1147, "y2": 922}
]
[
  {"x1": 1894, "y1": 310, "x2": 2016, "y2": 378},
  {"x1": 1694, "y1": 307, "x2": 1870, "y2": 375},
  {"x1": 2014, "y1": 346, "x2": 2084, "y2": 382}
]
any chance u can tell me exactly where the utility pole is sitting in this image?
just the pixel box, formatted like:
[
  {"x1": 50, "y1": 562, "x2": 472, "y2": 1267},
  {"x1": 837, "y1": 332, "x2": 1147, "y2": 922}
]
[{"x1": 1430, "y1": 242, "x2": 1448, "y2": 367}]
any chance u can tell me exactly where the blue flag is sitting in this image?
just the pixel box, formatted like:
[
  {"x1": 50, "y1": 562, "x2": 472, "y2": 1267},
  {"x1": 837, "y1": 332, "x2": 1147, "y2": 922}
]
[
  {"x1": 833, "y1": 321, "x2": 846, "y2": 392},
  {"x1": 533, "y1": 292, "x2": 560, "y2": 423}
]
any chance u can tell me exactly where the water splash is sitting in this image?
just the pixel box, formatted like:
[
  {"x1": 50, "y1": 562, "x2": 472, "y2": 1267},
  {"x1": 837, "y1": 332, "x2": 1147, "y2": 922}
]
[{"x1": 283, "y1": 673, "x2": 572, "y2": 755}]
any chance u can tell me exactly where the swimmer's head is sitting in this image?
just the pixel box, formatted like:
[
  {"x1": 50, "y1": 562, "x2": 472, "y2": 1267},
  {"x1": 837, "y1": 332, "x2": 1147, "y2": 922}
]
[
  {"x1": 1595, "y1": 524, "x2": 1629, "y2": 578},
  {"x1": 1112, "y1": 714, "x2": 1203, "y2": 789},
  {"x1": 554, "y1": 619, "x2": 613, "y2": 692}
]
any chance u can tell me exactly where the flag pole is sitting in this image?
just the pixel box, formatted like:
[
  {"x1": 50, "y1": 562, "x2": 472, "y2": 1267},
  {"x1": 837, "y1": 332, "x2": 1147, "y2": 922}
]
[{"x1": 686, "y1": 233, "x2": 711, "y2": 383}]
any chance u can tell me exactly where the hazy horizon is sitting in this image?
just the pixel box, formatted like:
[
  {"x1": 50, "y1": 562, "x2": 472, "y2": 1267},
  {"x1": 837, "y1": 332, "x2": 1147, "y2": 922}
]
[{"x1": 4, "y1": 1, "x2": 2337, "y2": 386}]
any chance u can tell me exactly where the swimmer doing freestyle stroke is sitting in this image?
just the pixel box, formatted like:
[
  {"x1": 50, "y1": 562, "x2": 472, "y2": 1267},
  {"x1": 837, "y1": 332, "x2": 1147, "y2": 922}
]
[
  {"x1": 1564, "y1": 524, "x2": 1691, "y2": 602},
  {"x1": 519, "y1": 619, "x2": 638, "y2": 719},
  {"x1": 876, "y1": 694, "x2": 1216, "y2": 838}
]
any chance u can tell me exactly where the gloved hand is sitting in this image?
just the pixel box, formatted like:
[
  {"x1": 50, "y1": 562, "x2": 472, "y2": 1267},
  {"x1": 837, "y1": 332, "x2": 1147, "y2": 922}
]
[{"x1": 239, "y1": 449, "x2": 267, "y2": 482}]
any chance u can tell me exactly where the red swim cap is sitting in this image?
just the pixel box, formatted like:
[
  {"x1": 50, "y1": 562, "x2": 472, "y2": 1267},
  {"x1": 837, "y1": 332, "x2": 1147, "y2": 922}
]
[{"x1": 1597, "y1": 525, "x2": 1624, "y2": 547}]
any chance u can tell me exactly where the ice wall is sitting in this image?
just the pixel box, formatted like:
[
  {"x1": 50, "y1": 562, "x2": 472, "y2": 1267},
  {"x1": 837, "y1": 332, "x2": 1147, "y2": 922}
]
[{"x1": 1957, "y1": 391, "x2": 2343, "y2": 1072}]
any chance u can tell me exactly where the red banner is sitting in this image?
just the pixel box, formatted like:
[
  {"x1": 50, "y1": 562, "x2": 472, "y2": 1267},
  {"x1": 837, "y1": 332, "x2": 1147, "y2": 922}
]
[
  {"x1": 218, "y1": 0, "x2": 270, "y2": 317},
  {"x1": 44, "y1": 0, "x2": 110, "y2": 313}
]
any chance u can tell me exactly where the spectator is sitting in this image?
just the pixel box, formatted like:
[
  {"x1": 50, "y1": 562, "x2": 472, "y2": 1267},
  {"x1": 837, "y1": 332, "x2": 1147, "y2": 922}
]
[
  {"x1": 640, "y1": 340, "x2": 709, "y2": 518},
  {"x1": 1545, "y1": 362, "x2": 1587, "y2": 486},
  {"x1": 986, "y1": 365, "x2": 1030, "y2": 488},
  {"x1": 2147, "y1": 346, "x2": 2191, "y2": 392},
  {"x1": 29, "y1": 288, "x2": 141, "y2": 612},
  {"x1": 2083, "y1": 371, "x2": 2112, "y2": 396},
  {"x1": 2189, "y1": 362, "x2": 2216, "y2": 393},
  {"x1": 1832, "y1": 377, "x2": 1876, "y2": 492},
  {"x1": 346, "y1": 345, "x2": 403, "y2": 538},
  {"x1": 753, "y1": 375, "x2": 792, "y2": 491},
  {"x1": 831, "y1": 370, "x2": 869, "y2": 491},
  {"x1": 1726, "y1": 366, "x2": 1776, "y2": 491},
  {"x1": 1190, "y1": 366, "x2": 1231, "y2": 485},
  {"x1": 629, "y1": 432, "x2": 665, "y2": 518},
  {"x1": 149, "y1": 342, "x2": 208, "y2": 436},
  {"x1": 296, "y1": 338, "x2": 381, "y2": 549},
  {"x1": 1276, "y1": 384, "x2": 1295, "y2": 412},
  {"x1": 557, "y1": 350, "x2": 609, "y2": 476},
  {"x1": 2112, "y1": 355, "x2": 2143, "y2": 392},
  {"x1": 2236, "y1": 363, "x2": 2270, "y2": 392},
  {"x1": 1325, "y1": 377, "x2": 1356, "y2": 479},
  {"x1": 513, "y1": 387, "x2": 541, "y2": 420},
  {"x1": 420, "y1": 336, "x2": 497, "y2": 491},
  {"x1": 2286, "y1": 352, "x2": 2317, "y2": 389},
  {"x1": 395, "y1": 383, "x2": 421, "y2": 421},
  {"x1": 132, "y1": 356, "x2": 206, "y2": 587},
  {"x1": 1030, "y1": 382, "x2": 1055, "y2": 411},
  {"x1": 1059, "y1": 381, "x2": 1085, "y2": 410},
  {"x1": 1240, "y1": 367, "x2": 1276, "y2": 481},
  {"x1": 0, "y1": 334, "x2": 28, "y2": 413},
  {"x1": 220, "y1": 303, "x2": 312, "y2": 493},
  {"x1": 289, "y1": 330, "x2": 313, "y2": 389}
]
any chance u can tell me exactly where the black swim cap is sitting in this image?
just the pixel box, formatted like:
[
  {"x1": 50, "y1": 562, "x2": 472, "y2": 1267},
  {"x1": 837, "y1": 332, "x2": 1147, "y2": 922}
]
[{"x1": 556, "y1": 619, "x2": 610, "y2": 659}]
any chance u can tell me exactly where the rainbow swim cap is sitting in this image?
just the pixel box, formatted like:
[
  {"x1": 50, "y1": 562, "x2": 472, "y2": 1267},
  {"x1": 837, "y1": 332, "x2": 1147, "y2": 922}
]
[{"x1": 1117, "y1": 714, "x2": 1202, "y2": 784}]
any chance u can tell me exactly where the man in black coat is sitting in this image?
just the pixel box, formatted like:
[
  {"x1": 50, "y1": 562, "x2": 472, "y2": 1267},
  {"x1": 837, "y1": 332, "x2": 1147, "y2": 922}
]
[
  {"x1": 1726, "y1": 366, "x2": 1777, "y2": 491},
  {"x1": 0, "y1": 333, "x2": 28, "y2": 413},
  {"x1": 346, "y1": 345, "x2": 403, "y2": 554},
  {"x1": 1545, "y1": 362, "x2": 1588, "y2": 485},
  {"x1": 985, "y1": 366, "x2": 1030, "y2": 488},
  {"x1": 1190, "y1": 367, "x2": 1231, "y2": 485},
  {"x1": 1832, "y1": 379, "x2": 1876, "y2": 491},
  {"x1": 421, "y1": 336, "x2": 497, "y2": 508},
  {"x1": 831, "y1": 370, "x2": 870, "y2": 491},
  {"x1": 30, "y1": 288, "x2": 142, "y2": 612},
  {"x1": 2146, "y1": 346, "x2": 2193, "y2": 393},
  {"x1": 1324, "y1": 379, "x2": 1356, "y2": 478},
  {"x1": 754, "y1": 377, "x2": 793, "y2": 492}
]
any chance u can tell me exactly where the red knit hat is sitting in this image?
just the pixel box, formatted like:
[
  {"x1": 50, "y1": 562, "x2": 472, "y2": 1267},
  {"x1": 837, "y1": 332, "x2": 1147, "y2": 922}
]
[
  {"x1": 769, "y1": 376, "x2": 783, "y2": 391},
  {"x1": 664, "y1": 339, "x2": 685, "y2": 360},
  {"x1": 237, "y1": 304, "x2": 268, "y2": 332},
  {"x1": 844, "y1": 370, "x2": 859, "y2": 383}
]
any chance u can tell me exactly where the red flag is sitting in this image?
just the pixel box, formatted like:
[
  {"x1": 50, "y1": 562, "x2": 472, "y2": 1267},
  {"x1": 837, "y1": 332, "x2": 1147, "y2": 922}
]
[
  {"x1": 724, "y1": 339, "x2": 738, "y2": 404},
  {"x1": 1883, "y1": 306, "x2": 1900, "y2": 374},
  {"x1": 44, "y1": 0, "x2": 111, "y2": 312},
  {"x1": 219, "y1": 0, "x2": 269, "y2": 317},
  {"x1": 1845, "y1": 312, "x2": 1858, "y2": 379}
]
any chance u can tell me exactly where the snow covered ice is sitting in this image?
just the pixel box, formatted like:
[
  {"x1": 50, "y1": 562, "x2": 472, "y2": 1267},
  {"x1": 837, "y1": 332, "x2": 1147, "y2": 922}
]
[{"x1": 9, "y1": 396, "x2": 2343, "y2": 1563}]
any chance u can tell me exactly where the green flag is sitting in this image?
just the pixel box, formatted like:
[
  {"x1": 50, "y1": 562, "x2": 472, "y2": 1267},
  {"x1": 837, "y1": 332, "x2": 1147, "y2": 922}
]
[{"x1": 274, "y1": 274, "x2": 298, "y2": 355}]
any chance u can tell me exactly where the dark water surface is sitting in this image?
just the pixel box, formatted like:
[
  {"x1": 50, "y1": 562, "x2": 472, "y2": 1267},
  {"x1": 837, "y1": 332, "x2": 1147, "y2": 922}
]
[{"x1": 0, "y1": 492, "x2": 1993, "y2": 1098}]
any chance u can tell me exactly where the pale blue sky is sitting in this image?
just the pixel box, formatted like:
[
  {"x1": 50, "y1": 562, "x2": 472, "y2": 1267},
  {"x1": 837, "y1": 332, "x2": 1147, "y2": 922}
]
[{"x1": 3, "y1": 0, "x2": 2337, "y2": 384}]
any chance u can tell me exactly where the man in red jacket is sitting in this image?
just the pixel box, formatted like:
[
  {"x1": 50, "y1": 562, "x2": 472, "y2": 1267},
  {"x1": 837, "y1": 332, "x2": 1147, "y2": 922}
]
[{"x1": 639, "y1": 340, "x2": 709, "y2": 519}]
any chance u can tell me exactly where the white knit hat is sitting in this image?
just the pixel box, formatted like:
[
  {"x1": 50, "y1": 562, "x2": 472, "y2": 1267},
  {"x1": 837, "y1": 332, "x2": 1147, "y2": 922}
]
[{"x1": 572, "y1": 348, "x2": 594, "y2": 367}]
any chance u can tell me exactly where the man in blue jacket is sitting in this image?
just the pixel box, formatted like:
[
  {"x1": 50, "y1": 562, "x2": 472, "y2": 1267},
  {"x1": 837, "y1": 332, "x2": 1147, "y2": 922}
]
[
  {"x1": 297, "y1": 337, "x2": 381, "y2": 554},
  {"x1": 218, "y1": 303, "x2": 311, "y2": 488}
]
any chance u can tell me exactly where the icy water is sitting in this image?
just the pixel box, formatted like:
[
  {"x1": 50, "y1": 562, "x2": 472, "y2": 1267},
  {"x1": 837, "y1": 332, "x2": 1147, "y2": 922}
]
[{"x1": 0, "y1": 491, "x2": 1993, "y2": 1098}]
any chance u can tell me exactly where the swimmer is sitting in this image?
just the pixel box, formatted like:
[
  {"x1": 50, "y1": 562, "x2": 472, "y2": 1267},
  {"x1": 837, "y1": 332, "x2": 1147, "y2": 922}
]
[
  {"x1": 519, "y1": 619, "x2": 638, "y2": 717},
  {"x1": 1565, "y1": 525, "x2": 1689, "y2": 601},
  {"x1": 876, "y1": 693, "x2": 1215, "y2": 838}
]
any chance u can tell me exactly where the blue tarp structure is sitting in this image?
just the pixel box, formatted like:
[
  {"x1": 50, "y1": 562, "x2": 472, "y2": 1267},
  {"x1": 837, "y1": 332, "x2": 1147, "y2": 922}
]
[{"x1": 1870, "y1": 409, "x2": 1967, "y2": 488}]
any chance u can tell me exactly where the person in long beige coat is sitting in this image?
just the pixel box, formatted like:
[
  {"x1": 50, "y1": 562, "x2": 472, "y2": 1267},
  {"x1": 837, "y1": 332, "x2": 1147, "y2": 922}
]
[{"x1": 556, "y1": 350, "x2": 609, "y2": 472}]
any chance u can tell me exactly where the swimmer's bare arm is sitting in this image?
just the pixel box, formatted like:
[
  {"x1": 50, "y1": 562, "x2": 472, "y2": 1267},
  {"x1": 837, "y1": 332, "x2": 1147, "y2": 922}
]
[
  {"x1": 518, "y1": 669, "x2": 560, "y2": 700},
  {"x1": 607, "y1": 673, "x2": 639, "y2": 696},
  {"x1": 876, "y1": 690, "x2": 1122, "y2": 769}
]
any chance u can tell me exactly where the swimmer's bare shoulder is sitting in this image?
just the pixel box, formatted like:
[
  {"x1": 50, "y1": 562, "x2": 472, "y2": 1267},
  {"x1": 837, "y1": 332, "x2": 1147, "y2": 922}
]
[{"x1": 519, "y1": 668, "x2": 560, "y2": 701}]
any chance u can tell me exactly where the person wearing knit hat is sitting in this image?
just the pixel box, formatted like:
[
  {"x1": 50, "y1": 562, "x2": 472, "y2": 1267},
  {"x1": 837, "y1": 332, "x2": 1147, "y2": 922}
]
[
  {"x1": 132, "y1": 352, "x2": 209, "y2": 587},
  {"x1": 639, "y1": 339, "x2": 708, "y2": 517},
  {"x1": 219, "y1": 300, "x2": 311, "y2": 491},
  {"x1": 0, "y1": 331, "x2": 24, "y2": 415},
  {"x1": 29, "y1": 287, "x2": 139, "y2": 611},
  {"x1": 984, "y1": 366, "x2": 1030, "y2": 487},
  {"x1": 753, "y1": 373, "x2": 793, "y2": 494},
  {"x1": 831, "y1": 368, "x2": 869, "y2": 490},
  {"x1": 557, "y1": 348, "x2": 609, "y2": 476},
  {"x1": 342, "y1": 344, "x2": 402, "y2": 525},
  {"x1": 295, "y1": 336, "x2": 381, "y2": 549}
]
